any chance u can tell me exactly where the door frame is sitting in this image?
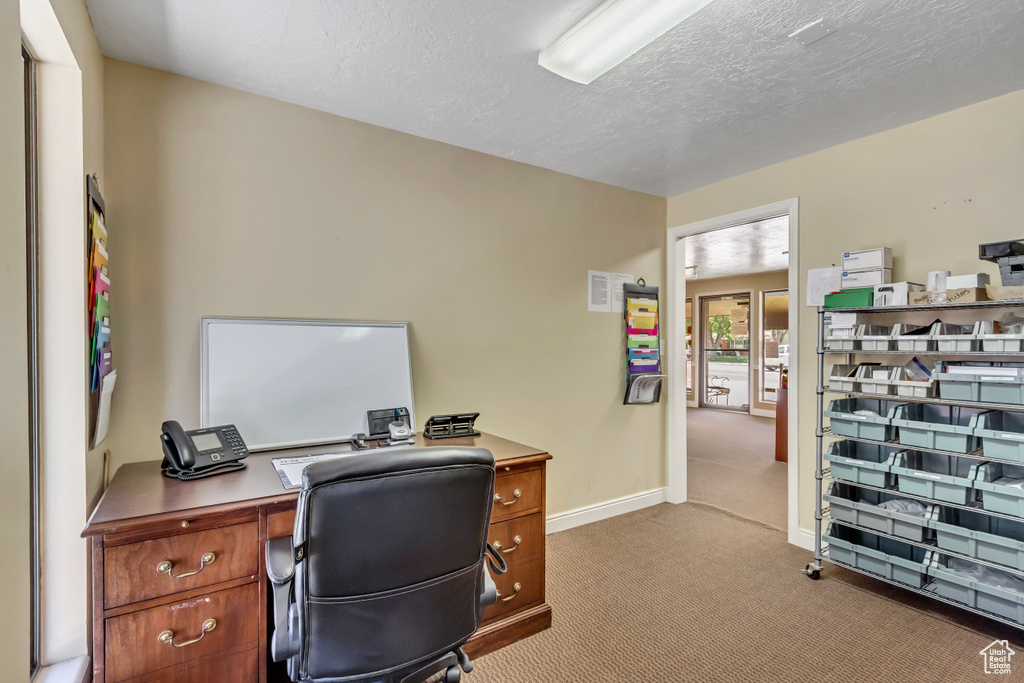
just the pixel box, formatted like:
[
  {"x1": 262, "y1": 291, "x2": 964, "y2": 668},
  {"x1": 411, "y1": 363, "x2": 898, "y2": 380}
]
[
  {"x1": 666, "y1": 199, "x2": 802, "y2": 548},
  {"x1": 696, "y1": 291, "x2": 753, "y2": 413}
]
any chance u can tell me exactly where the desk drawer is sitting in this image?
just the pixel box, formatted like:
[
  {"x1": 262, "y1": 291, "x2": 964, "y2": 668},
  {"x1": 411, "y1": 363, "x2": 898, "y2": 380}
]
[
  {"x1": 105, "y1": 582, "x2": 258, "y2": 682},
  {"x1": 483, "y1": 555, "x2": 544, "y2": 622},
  {"x1": 132, "y1": 647, "x2": 258, "y2": 683},
  {"x1": 105, "y1": 523, "x2": 258, "y2": 608},
  {"x1": 488, "y1": 512, "x2": 543, "y2": 564},
  {"x1": 491, "y1": 468, "x2": 542, "y2": 521}
]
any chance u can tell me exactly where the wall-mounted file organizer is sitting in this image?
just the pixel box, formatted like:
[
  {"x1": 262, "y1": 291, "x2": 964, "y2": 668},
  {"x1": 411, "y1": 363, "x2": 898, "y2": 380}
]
[
  {"x1": 623, "y1": 280, "x2": 664, "y2": 404},
  {"x1": 87, "y1": 175, "x2": 116, "y2": 449}
]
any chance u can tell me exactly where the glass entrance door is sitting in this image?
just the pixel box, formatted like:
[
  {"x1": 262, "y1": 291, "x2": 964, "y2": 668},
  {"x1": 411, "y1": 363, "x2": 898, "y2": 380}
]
[{"x1": 700, "y1": 294, "x2": 750, "y2": 411}]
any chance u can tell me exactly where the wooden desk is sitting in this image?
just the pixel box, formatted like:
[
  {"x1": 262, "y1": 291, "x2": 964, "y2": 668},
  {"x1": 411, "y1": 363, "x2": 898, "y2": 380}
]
[{"x1": 82, "y1": 433, "x2": 552, "y2": 683}]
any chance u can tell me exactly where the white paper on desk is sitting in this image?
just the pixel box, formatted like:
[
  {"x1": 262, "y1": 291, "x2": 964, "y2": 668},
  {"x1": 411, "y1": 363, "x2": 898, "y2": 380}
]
[
  {"x1": 272, "y1": 445, "x2": 413, "y2": 489},
  {"x1": 807, "y1": 267, "x2": 842, "y2": 307},
  {"x1": 588, "y1": 270, "x2": 611, "y2": 312},
  {"x1": 91, "y1": 369, "x2": 116, "y2": 449},
  {"x1": 611, "y1": 273, "x2": 633, "y2": 313}
]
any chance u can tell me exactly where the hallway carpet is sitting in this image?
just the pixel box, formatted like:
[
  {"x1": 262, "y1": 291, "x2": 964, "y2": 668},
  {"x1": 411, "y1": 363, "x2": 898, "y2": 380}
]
[
  {"x1": 471, "y1": 503, "x2": 1021, "y2": 682},
  {"x1": 686, "y1": 407, "x2": 787, "y2": 531}
]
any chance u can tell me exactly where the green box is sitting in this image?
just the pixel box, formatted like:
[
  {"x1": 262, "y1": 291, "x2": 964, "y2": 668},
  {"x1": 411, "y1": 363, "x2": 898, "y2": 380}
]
[{"x1": 824, "y1": 287, "x2": 874, "y2": 309}]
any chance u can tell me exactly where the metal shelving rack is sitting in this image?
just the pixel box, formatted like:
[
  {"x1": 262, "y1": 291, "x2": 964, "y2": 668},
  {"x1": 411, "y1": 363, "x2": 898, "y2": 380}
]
[{"x1": 806, "y1": 298, "x2": 1024, "y2": 628}]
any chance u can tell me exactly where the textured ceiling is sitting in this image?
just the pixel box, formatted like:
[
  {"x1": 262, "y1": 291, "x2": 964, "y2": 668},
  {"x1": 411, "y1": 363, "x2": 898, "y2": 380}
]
[
  {"x1": 85, "y1": 0, "x2": 1024, "y2": 197},
  {"x1": 685, "y1": 216, "x2": 789, "y2": 280}
]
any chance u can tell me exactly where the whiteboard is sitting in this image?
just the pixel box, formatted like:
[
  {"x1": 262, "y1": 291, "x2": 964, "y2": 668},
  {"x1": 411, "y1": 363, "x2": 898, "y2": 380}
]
[{"x1": 201, "y1": 318, "x2": 415, "y2": 451}]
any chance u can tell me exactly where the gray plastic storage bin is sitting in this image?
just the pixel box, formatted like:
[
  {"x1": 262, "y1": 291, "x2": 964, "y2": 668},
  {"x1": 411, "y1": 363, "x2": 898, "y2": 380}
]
[
  {"x1": 890, "y1": 404, "x2": 990, "y2": 453},
  {"x1": 933, "y1": 323, "x2": 979, "y2": 353},
  {"x1": 974, "y1": 463, "x2": 1024, "y2": 519},
  {"x1": 890, "y1": 451, "x2": 981, "y2": 505},
  {"x1": 824, "y1": 326, "x2": 859, "y2": 352},
  {"x1": 825, "y1": 482, "x2": 931, "y2": 541},
  {"x1": 981, "y1": 376, "x2": 1024, "y2": 406},
  {"x1": 890, "y1": 367, "x2": 937, "y2": 399},
  {"x1": 824, "y1": 441, "x2": 897, "y2": 487},
  {"x1": 894, "y1": 323, "x2": 935, "y2": 353},
  {"x1": 936, "y1": 362, "x2": 1024, "y2": 406},
  {"x1": 859, "y1": 325, "x2": 895, "y2": 352},
  {"x1": 826, "y1": 523, "x2": 930, "y2": 587},
  {"x1": 828, "y1": 364, "x2": 862, "y2": 393},
  {"x1": 975, "y1": 411, "x2": 1024, "y2": 463},
  {"x1": 928, "y1": 507, "x2": 1024, "y2": 570},
  {"x1": 824, "y1": 398, "x2": 904, "y2": 441},
  {"x1": 928, "y1": 555, "x2": 1024, "y2": 625},
  {"x1": 858, "y1": 366, "x2": 900, "y2": 396}
]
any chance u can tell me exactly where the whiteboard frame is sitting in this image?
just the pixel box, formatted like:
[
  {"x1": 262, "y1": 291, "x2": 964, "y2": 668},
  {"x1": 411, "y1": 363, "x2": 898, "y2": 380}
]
[{"x1": 200, "y1": 317, "x2": 415, "y2": 452}]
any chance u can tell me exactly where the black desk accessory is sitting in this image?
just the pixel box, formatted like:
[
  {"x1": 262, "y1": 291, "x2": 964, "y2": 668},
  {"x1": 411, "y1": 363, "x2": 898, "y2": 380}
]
[
  {"x1": 160, "y1": 420, "x2": 248, "y2": 480},
  {"x1": 424, "y1": 413, "x2": 481, "y2": 440},
  {"x1": 367, "y1": 407, "x2": 411, "y2": 439}
]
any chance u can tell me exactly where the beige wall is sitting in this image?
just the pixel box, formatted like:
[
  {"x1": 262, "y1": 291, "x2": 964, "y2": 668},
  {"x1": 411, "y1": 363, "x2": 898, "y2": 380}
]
[
  {"x1": 685, "y1": 270, "x2": 789, "y2": 413},
  {"x1": 668, "y1": 88, "x2": 1024, "y2": 532},
  {"x1": 102, "y1": 58, "x2": 667, "y2": 517},
  {"x1": 1, "y1": 0, "x2": 31, "y2": 678}
]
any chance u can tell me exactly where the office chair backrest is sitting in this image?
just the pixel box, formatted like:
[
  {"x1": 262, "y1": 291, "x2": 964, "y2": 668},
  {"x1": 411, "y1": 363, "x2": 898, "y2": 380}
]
[{"x1": 292, "y1": 446, "x2": 496, "y2": 681}]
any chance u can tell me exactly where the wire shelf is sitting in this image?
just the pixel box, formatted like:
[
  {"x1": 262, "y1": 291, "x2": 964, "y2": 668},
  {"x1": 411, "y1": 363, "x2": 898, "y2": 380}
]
[
  {"x1": 820, "y1": 348, "x2": 1024, "y2": 357},
  {"x1": 822, "y1": 477, "x2": 1024, "y2": 524},
  {"x1": 825, "y1": 389, "x2": 1024, "y2": 414},
  {"x1": 819, "y1": 428, "x2": 1024, "y2": 467},
  {"x1": 820, "y1": 300, "x2": 1024, "y2": 314}
]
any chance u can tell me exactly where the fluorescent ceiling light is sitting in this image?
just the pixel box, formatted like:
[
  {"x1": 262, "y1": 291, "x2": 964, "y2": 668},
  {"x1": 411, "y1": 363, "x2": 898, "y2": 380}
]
[{"x1": 539, "y1": 0, "x2": 717, "y2": 85}]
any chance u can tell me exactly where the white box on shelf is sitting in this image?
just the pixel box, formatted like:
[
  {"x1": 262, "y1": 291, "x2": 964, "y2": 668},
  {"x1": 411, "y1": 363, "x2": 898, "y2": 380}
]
[
  {"x1": 946, "y1": 273, "x2": 991, "y2": 289},
  {"x1": 842, "y1": 268, "x2": 892, "y2": 289},
  {"x1": 842, "y1": 248, "x2": 892, "y2": 271},
  {"x1": 873, "y1": 282, "x2": 925, "y2": 307}
]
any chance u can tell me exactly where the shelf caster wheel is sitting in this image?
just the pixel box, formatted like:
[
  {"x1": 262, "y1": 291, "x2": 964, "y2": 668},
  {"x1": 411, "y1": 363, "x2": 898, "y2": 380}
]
[{"x1": 805, "y1": 563, "x2": 821, "y2": 580}]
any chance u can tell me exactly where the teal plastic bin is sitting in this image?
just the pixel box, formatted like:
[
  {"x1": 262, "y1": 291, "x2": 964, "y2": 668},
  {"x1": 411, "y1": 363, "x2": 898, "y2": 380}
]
[
  {"x1": 824, "y1": 441, "x2": 897, "y2": 488},
  {"x1": 825, "y1": 482, "x2": 931, "y2": 541},
  {"x1": 827, "y1": 523, "x2": 930, "y2": 588},
  {"x1": 975, "y1": 411, "x2": 1024, "y2": 462},
  {"x1": 890, "y1": 451, "x2": 981, "y2": 505},
  {"x1": 824, "y1": 398, "x2": 904, "y2": 442},
  {"x1": 890, "y1": 404, "x2": 989, "y2": 453},
  {"x1": 974, "y1": 463, "x2": 1024, "y2": 519},
  {"x1": 927, "y1": 506, "x2": 1024, "y2": 570},
  {"x1": 928, "y1": 555, "x2": 1024, "y2": 625}
]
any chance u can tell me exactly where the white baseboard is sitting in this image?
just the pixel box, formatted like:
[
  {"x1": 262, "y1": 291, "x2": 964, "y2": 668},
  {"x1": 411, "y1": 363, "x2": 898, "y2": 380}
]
[
  {"x1": 749, "y1": 407, "x2": 776, "y2": 418},
  {"x1": 35, "y1": 656, "x2": 90, "y2": 683},
  {"x1": 791, "y1": 527, "x2": 816, "y2": 551},
  {"x1": 546, "y1": 487, "x2": 668, "y2": 534}
]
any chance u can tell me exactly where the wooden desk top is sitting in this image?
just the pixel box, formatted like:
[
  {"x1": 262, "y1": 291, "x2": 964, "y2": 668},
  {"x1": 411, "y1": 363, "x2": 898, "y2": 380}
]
[{"x1": 83, "y1": 432, "x2": 549, "y2": 537}]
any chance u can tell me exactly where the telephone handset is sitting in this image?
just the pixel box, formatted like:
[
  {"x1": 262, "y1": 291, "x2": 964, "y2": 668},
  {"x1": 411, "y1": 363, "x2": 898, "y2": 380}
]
[{"x1": 161, "y1": 420, "x2": 249, "y2": 481}]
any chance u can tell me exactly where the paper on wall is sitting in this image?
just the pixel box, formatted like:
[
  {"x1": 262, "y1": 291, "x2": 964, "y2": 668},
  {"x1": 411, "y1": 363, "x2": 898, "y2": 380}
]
[
  {"x1": 588, "y1": 270, "x2": 611, "y2": 312},
  {"x1": 611, "y1": 273, "x2": 633, "y2": 313},
  {"x1": 807, "y1": 267, "x2": 842, "y2": 307}
]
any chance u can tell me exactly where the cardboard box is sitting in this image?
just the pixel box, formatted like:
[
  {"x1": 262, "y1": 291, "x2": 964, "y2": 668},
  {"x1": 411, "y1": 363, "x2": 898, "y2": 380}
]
[
  {"x1": 842, "y1": 247, "x2": 892, "y2": 271},
  {"x1": 985, "y1": 284, "x2": 1024, "y2": 301},
  {"x1": 909, "y1": 288, "x2": 989, "y2": 306},
  {"x1": 874, "y1": 282, "x2": 925, "y2": 307},
  {"x1": 946, "y1": 273, "x2": 990, "y2": 289},
  {"x1": 841, "y1": 268, "x2": 891, "y2": 289}
]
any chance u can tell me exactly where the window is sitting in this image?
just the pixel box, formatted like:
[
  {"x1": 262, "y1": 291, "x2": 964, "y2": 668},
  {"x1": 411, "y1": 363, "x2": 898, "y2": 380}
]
[
  {"x1": 685, "y1": 298, "x2": 692, "y2": 395},
  {"x1": 761, "y1": 290, "x2": 789, "y2": 403},
  {"x1": 23, "y1": 42, "x2": 41, "y2": 677}
]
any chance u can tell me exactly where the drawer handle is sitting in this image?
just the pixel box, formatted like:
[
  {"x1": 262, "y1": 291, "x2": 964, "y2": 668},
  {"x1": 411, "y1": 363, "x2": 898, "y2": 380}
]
[
  {"x1": 157, "y1": 619, "x2": 216, "y2": 648},
  {"x1": 494, "y1": 489, "x2": 521, "y2": 506},
  {"x1": 493, "y1": 535, "x2": 522, "y2": 554},
  {"x1": 496, "y1": 582, "x2": 521, "y2": 602},
  {"x1": 157, "y1": 552, "x2": 216, "y2": 578}
]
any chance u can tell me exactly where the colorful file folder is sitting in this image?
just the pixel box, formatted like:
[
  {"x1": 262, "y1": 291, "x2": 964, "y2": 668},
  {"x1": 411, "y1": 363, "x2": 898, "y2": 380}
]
[
  {"x1": 628, "y1": 348, "x2": 659, "y2": 362},
  {"x1": 627, "y1": 334, "x2": 658, "y2": 349},
  {"x1": 627, "y1": 298, "x2": 658, "y2": 314}
]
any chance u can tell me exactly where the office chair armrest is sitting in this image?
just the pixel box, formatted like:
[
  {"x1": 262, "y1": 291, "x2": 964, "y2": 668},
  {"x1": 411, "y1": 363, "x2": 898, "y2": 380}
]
[
  {"x1": 479, "y1": 542, "x2": 506, "y2": 613},
  {"x1": 265, "y1": 536, "x2": 300, "y2": 661}
]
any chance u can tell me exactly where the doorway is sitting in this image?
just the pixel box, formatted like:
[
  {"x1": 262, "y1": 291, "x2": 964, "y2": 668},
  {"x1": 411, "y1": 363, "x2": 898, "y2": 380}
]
[{"x1": 699, "y1": 293, "x2": 751, "y2": 411}]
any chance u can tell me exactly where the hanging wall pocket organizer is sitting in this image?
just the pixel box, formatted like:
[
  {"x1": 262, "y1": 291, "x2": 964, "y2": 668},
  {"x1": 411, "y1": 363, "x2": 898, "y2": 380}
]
[
  {"x1": 87, "y1": 175, "x2": 116, "y2": 449},
  {"x1": 623, "y1": 279, "x2": 665, "y2": 404}
]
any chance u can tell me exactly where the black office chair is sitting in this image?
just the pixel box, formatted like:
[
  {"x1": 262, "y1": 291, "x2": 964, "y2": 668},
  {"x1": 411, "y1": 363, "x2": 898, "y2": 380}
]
[{"x1": 266, "y1": 447, "x2": 507, "y2": 683}]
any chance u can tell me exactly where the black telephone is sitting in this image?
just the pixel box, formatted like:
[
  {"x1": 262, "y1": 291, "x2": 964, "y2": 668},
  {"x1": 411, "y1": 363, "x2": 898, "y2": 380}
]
[{"x1": 161, "y1": 420, "x2": 249, "y2": 480}]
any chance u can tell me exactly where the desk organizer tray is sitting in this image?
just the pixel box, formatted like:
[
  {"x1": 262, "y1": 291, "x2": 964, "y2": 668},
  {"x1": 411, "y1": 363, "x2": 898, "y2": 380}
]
[
  {"x1": 890, "y1": 404, "x2": 990, "y2": 453},
  {"x1": 928, "y1": 507, "x2": 1024, "y2": 570},
  {"x1": 824, "y1": 398, "x2": 904, "y2": 441},
  {"x1": 936, "y1": 362, "x2": 1024, "y2": 405},
  {"x1": 974, "y1": 463, "x2": 1024, "y2": 519},
  {"x1": 826, "y1": 523, "x2": 930, "y2": 588},
  {"x1": 858, "y1": 366, "x2": 901, "y2": 396},
  {"x1": 827, "y1": 364, "x2": 864, "y2": 393},
  {"x1": 894, "y1": 323, "x2": 935, "y2": 353},
  {"x1": 824, "y1": 326, "x2": 859, "y2": 351},
  {"x1": 933, "y1": 323, "x2": 979, "y2": 353},
  {"x1": 859, "y1": 325, "x2": 896, "y2": 352},
  {"x1": 927, "y1": 555, "x2": 1024, "y2": 625},
  {"x1": 824, "y1": 440, "x2": 897, "y2": 488},
  {"x1": 975, "y1": 411, "x2": 1024, "y2": 462},
  {"x1": 890, "y1": 451, "x2": 981, "y2": 505},
  {"x1": 825, "y1": 482, "x2": 931, "y2": 541},
  {"x1": 890, "y1": 368, "x2": 937, "y2": 399}
]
